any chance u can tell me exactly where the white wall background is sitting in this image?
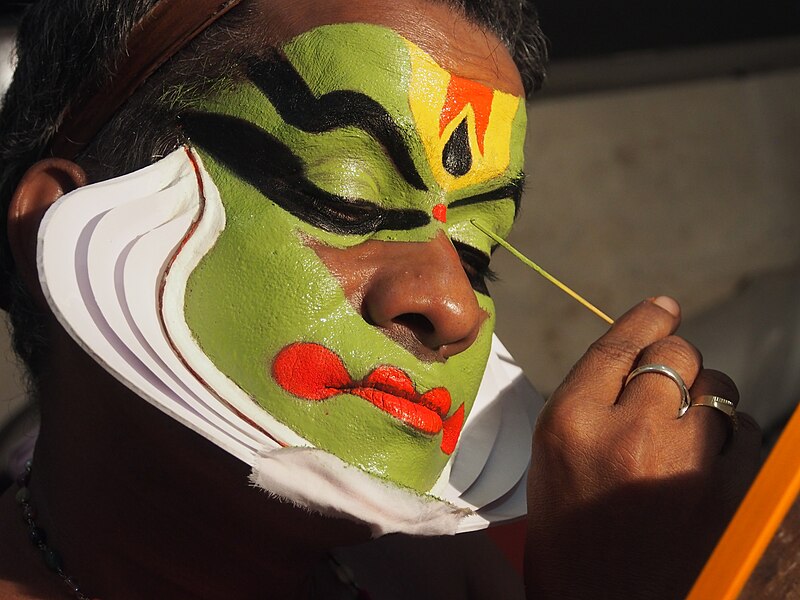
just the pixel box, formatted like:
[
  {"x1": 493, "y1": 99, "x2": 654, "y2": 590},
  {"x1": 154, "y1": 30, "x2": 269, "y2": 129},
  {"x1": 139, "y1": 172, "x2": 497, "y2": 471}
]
[{"x1": 494, "y1": 67, "x2": 800, "y2": 429}]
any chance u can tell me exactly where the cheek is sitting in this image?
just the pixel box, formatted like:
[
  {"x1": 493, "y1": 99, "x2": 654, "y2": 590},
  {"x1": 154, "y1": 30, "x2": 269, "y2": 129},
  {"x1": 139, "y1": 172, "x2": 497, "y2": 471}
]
[{"x1": 182, "y1": 199, "x2": 347, "y2": 377}]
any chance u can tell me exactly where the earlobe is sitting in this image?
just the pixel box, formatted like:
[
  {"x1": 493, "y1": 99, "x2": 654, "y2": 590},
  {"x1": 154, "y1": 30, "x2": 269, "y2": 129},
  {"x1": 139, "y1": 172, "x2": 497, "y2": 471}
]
[{"x1": 7, "y1": 159, "x2": 88, "y2": 310}]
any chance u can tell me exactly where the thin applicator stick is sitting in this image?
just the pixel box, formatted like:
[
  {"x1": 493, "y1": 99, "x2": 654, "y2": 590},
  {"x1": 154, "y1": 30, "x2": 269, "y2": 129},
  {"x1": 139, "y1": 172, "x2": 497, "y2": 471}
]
[{"x1": 471, "y1": 220, "x2": 615, "y2": 324}]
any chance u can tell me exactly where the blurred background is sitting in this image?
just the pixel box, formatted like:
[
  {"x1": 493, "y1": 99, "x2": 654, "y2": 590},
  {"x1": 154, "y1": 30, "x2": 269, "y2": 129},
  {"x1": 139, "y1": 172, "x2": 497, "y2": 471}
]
[
  {"x1": 493, "y1": 0, "x2": 800, "y2": 444},
  {"x1": 1, "y1": 2, "x2": 799, "y2": 490}
]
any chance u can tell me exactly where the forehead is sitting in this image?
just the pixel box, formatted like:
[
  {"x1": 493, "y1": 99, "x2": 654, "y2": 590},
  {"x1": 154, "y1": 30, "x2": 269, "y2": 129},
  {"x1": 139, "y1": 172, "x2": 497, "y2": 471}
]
[
  {"x1": 251, "y1": 0, "x2": 523, "y2": 96},
  {"x1": 267, "y1": 24, "x2": 524, "y2": 195}
]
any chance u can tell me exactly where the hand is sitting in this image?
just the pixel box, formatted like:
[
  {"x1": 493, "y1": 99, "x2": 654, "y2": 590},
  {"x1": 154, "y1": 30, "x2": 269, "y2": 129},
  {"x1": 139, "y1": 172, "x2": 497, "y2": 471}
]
[{"x1": 524, "y1": 297, "x2": 761, "y2": 600}]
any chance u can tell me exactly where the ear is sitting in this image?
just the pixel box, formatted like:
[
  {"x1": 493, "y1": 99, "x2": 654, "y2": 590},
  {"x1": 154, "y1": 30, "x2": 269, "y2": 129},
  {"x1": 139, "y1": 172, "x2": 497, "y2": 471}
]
[{"x1": 6, "y1": 159, "x2": 88, "y2": 310}]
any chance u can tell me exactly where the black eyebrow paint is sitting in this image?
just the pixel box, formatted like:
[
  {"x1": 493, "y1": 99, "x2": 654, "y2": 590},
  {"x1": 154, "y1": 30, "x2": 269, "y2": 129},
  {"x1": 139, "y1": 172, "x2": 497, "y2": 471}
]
[
  {"x1": 181, "y1": 111, "x2": 431, "y2": 236},
  {"x1": 248, "y1": 51, "x2": 428, "y2": 192},
  {"x1": 449, "y1": 176, "x2": 524, "y2": 215}
]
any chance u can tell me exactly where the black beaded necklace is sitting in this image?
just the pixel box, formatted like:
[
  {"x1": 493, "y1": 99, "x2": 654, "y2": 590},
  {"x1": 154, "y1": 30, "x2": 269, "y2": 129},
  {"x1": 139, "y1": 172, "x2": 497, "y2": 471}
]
[
  {"x1": 15, "y1": 462, "x2": 97, "y2": 600},
  {"x1": 16, "y1": 462, "x2": 372, "y2": 600}
]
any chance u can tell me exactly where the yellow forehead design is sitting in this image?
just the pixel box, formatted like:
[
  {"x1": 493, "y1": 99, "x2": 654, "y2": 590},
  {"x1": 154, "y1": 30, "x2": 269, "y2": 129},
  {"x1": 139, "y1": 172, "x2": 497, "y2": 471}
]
[{"x1": 405, "y1": 41, "x2": 523, "y2": 193}]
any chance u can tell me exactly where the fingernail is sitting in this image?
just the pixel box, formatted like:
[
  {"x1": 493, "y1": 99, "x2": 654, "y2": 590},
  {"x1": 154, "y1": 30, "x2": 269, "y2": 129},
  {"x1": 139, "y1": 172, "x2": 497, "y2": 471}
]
[{"x1": 650, "y1": 296, "x2": 680, "y2": 317}]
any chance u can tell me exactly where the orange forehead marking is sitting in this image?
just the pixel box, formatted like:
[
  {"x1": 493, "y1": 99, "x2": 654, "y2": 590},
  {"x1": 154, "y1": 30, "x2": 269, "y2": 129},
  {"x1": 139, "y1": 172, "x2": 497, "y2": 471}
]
[
  {"x1": 432, "y1": 203, "x2": 447, "y2": 223},
  {"x1": 439, "y1": 75, "x2": 494, "y2": 155}
]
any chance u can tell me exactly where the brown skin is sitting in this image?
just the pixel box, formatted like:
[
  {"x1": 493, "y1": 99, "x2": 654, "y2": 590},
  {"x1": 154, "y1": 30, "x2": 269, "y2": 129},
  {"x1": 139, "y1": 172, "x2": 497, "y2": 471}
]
[
  {"x1": 256, "y1": 0, "x2": 524, "y2": 95},
  {"x1": 525, "y1": 298, "x2": 761, "y2": 598},
  {"x1": 311, "y1": 231, "x2": 489, "y2": 362},
  {"x1": 0, "y1": 0, "x2": 760, "y2": 598}
]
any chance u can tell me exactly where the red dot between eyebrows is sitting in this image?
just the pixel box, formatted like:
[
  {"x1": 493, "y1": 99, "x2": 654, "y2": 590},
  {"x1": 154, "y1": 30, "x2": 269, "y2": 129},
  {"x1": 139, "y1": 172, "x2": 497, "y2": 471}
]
[{"x1": 432, "y1": 203, "x2": 447, "y2": 223}]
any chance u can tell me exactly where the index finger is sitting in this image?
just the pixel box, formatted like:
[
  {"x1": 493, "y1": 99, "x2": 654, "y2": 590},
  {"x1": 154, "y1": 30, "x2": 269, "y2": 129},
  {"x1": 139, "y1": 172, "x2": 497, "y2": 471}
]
[{"x1": 556, "y1": 296, "x2": 682, "y2": 403}]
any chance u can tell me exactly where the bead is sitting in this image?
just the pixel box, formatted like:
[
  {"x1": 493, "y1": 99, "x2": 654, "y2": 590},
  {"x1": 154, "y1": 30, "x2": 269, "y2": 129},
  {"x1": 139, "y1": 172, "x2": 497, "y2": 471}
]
[
  {"x1": 334, "y1": 563, "x2": 355, "y2": 583},
  {"x1": 29, "y1": 526, "x2": 47, "y2": 545},
  {"x1": 15, "y1": 486, "x2": 31, "y2": 504},
  {"x1": 22, "y1": 503, "x2": 37, "y2": 522},
  {"x1": 63, "y1": 576, "x2": 81, "y2": 592},
  {"x1": 17, "y1": 465, "x2": 94, "y2": 600},
  {"x1": 16, "y1": 469, "x2": 30, "y2": 487},
  {"x1": 43, "y1": 548, "x2": 63, "y2": 572}
]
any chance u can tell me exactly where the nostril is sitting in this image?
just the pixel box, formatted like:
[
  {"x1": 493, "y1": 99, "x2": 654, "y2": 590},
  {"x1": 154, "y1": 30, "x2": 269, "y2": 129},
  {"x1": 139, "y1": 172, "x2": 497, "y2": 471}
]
[{"x1": 393, "y1": 313, "x2": 435, "y2": 338}]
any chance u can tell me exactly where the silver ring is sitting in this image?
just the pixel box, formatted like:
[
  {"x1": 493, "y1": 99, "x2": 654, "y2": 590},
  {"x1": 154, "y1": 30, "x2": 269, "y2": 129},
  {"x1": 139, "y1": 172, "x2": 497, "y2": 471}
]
[
  {"x1": 690, "y1": 395, "x2": 739, "y2": 433},
  {"x1": 624, "y1": 364, "x2": 691, "y2": 418}
]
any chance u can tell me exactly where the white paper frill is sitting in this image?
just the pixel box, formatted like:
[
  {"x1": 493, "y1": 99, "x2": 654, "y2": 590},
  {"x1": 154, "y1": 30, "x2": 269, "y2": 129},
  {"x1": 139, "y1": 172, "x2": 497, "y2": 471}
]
[{"x1": 37, "y1": 146, "x2": 544, "y2": 535}]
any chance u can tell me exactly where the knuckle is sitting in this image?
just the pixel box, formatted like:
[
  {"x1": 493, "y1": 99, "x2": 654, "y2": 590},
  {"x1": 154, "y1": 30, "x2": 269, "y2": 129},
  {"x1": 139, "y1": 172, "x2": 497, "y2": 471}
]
[
  {"x1": 697, "y1": 368, "x2": 740, "y2": 403},
  {"x1": 728, "y1": 412, "x2": 762, "y2": 451},
  {"x1": 704, "y1": 368, "x2": 736, "y2": 389},
  {"x1": 588, "y1": 337, "x2": 642, "y2": 366},
  {"x1": 643, "y1": 335, "x2": 701, "y2": 369},
  {"x1": 736, "y1": 411, "x2": 760, "y2": 432}
]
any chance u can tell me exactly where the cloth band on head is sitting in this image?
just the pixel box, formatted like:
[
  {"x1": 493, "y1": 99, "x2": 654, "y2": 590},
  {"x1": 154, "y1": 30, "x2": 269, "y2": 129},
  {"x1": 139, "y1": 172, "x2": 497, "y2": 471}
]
[{"x1": 49, "y1": 0, "x2": 243, "y2": 160}]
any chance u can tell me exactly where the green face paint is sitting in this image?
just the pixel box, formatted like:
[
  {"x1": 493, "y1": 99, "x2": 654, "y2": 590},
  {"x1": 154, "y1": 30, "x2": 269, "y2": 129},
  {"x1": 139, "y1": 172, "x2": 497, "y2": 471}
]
[{"x1": 176, "y1": 23, "x2": 526, "y2": 492}]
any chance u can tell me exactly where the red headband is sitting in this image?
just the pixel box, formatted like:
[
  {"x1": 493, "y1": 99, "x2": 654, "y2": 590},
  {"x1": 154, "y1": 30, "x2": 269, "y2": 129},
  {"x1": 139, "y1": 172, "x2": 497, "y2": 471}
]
[{"x1": 49, "y1": 0, "x2": 243, "y2": 159}]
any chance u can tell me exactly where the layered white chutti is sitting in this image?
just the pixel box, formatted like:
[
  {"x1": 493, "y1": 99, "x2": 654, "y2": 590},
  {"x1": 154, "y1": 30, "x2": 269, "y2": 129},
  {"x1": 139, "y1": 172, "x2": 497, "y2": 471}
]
[{"x1": 37, "y1": 146, "x2": 544, "y2": 536}]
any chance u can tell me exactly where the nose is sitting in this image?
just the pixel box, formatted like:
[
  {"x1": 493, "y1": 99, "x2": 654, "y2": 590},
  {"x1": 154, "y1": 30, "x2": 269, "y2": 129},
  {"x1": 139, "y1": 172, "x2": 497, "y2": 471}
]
[
  {"x1": 361, "y1": 231, "x2": 487, "y2": 361},
  {"x1": 311, "y1": 231, "x2": 487, "y2": 361}
]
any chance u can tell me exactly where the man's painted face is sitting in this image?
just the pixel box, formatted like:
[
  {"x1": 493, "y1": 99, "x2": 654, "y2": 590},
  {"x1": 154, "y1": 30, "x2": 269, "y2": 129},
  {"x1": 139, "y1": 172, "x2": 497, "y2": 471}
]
[{"x1": 176, "y1": 23, "x2": 525, "y2": 492}]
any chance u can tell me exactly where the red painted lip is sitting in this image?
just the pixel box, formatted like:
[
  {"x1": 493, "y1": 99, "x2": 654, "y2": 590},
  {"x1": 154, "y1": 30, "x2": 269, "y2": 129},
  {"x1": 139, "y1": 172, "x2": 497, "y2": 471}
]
[{"x1": 272, "y1": 342, "x2": 465, "y2": 455}]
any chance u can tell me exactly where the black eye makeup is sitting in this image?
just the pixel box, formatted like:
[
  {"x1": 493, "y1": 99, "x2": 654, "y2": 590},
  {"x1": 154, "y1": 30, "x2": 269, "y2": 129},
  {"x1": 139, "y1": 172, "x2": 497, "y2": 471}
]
[
  {"x1": 448, "y1": 175, "x2": 525, "y2": 217},
  {"x1": 247, "y1": 51, "x2": 428, "y2": 193},
  {"x1": 452, "y1": 241, "x2": 497, "y2": 296},
  {"x1": 180, "y1": 111, "x2": 430, "y2": 236}
]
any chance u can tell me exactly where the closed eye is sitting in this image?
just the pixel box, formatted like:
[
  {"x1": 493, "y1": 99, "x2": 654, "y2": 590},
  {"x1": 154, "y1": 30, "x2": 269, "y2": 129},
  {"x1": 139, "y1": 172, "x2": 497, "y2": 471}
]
[
  {"x1": 180, "y1": 110, "x2": 431, "y2": 235},
  {"x1": 448, "y1": 175, "x2": 525, "y2": 217},
  {"x1": 452, "y1": 241, "x2": 497, "y2": 296}
]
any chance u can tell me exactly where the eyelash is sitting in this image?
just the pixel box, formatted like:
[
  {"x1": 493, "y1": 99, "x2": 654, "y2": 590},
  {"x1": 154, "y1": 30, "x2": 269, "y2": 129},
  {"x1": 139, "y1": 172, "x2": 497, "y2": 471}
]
[{"x1": 452, "y1": 241, "x2": 497, "y2": 296}]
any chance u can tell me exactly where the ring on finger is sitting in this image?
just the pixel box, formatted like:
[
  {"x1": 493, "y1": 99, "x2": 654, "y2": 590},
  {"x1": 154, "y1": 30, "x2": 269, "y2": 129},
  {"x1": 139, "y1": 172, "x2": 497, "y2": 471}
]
[
  {"x1": 624, "y1": 363, "x2": 691, "y2": 418},
  {"x1": 690, "y1": 394, "x2": 739, "y2": 433}
]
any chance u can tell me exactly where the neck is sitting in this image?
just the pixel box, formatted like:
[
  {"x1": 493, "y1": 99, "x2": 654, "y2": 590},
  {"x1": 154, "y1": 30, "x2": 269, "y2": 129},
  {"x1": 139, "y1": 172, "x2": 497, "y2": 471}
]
[{"x1": 20, "y1": 327, "x2": 370, "y2": 599}]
